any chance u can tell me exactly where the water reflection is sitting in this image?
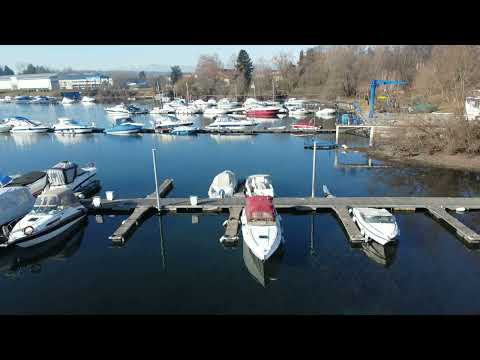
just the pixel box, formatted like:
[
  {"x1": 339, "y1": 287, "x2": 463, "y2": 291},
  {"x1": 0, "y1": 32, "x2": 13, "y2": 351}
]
[
  {"x1": 209, "y1": 134, "x2": 256, "y2": 144},
  {"x1": 54, "y1": 132, "x2": 98, "y2": 145},
  {"x1": 242, "y1": 240, "x2": 283, "y2": 287},
  {"x1": 361, "y1": 241, "x2": 397, "y2": 268},
  {"x1": 10, "y1": 133, "x2": 50, "y2": 148},
  {"x1": 0, "y1": 219, "x2": 86, "y2": 278}
]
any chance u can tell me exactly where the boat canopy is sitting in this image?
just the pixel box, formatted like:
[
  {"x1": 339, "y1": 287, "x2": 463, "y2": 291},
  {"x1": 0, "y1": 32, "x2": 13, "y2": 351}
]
[
  {"x1": 0, "y1": 187, "x2": 35, "y2": 225},
  {"x1": 245, "y1": 195, "x2": 275, "y2": 222},
  {"x1": 0, "y1": 175, "x2": 12, "y2": 187},
  {"x1": 47, "y1": 161, "x2": 84, "y2": 186},
  {"x1": 34, "y1": 188, "x2": 80, "y2": 209},
  {"x1": 356, "y1": 208, "x2": 395, "y2": 223},
  {"x1": 213, "y1": 171, "x2": 236, "y2": 188},
  {"x1": 6, "y1": 171, "x2": 45, "y2": 187}
]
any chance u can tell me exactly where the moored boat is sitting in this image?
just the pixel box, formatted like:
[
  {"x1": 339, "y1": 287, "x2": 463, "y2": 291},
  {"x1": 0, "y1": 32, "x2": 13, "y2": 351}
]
[
  {"x1": 4, "y1": 116, "x2": 51, "y2": 133},
  {"x1": 53, "y1": 117, "x2": 94, "y2": 134},
  {"x1": 105, "y1": 117, "x2": 144, "y2": 135},
  {"x1": 245, "y1": 174, "x2": 274, "y2": 198},
  {"x1": 46, "y1": 161, "x2": 97, "y2": 196},
  {"x1": 170, "y1": 125, "x2": 198, "y2": 135},
  {"x1": 291, "y1": 118, "x2": 322, "y2": 130},
  {"x1": 81, "y1": 96, "x2": 96, "y2": 103},
  {"x1": 0, "y1": 187, "x2": 35, "y2": 229},
  {"x1": 2, "y1": 171, "x2": 48, "y2": 196},
  {"x1": 205, "y1": 116, "x2": 258, "y2": 131},
  {"x1": 245, "y1": 106, "x2": 280, "y2": 118},
  {"x1": 208, "y1": 170, "x2": 237, "y2": 199}
]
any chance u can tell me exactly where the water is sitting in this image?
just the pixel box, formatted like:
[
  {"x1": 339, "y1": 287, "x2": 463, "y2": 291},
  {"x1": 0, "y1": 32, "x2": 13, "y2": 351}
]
[{"x1": 1, "y1": 103, "x2": 480, "y2": 314}]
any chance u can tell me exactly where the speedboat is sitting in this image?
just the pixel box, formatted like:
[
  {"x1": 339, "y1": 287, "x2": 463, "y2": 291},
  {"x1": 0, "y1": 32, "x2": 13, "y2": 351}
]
[
  {"x1": 322, "y1": 185, "x2": 399, "y2": 245},
  {"x1": 105, "y1": 117, "x2": 145, "y2": 135},
  {"x1": 291, "y1": 118, "x2": 322, "y2": 130},
  {"x1": 245, "y1": 105, "x2": 280, "y2": 118},
  {"x1": 30, "y1": 96, "x2": 51, "y2": 104},
  {"x1": 150, "y1": 105, "x2": 176, "y2": 114},
  {"x1": 53, "y1": 117, "x2": 94, "y2": 134},
  {"x1": 106, "y1": 103, "x2": 147, "y2": 114},
  {"x1": 208, "y1": 170, "x2": 237, "y2": 198},
  {"x1": 4, "y1": 116, "x2": 51, "y2": 133},
  {"x1": 5, "y1": 188, "x2": 87, "y2": 248},
  {"x1": 0, "y1": 119, "x2": 12, "y2": 133},
  {"x1": 217, "y1": 98, "x2": 241, "y2": 110},
  {"x1": 241, "y1": 195, "x2": 283, "y2": 261},
  {"x1": 0, "y1": 187, "x2": 35, "y2": 229},
  {"x1": 175, "y1": 105, "x2": 202, "y2": 114},
  {"x1": 2, "y1": 171, "x2": 48, "y2": 196},
  {"x1": 0, "y1": 96, "x2": 12, "y2": 103},
  {"x1": 46, "y1": 161, "x2": 97, "y2": 196},
  {"x1": 61, "y1": 97, "x2": 76, "y2": 105},
  {"x1": 204, "y1": 106, "x2": 229, "y2": 118},
  {"x1": 289, "y1": 107, "x2": 312, "y2": 116},
  {"x1": 150, "y1": 115, "x2": 194, "y2": 132},
  {"x1": 245, "y1": 174, "x2": 274, "y2": 197},
  {"x1": 316, "y1": 108, "x2": 336, "y2": 117},
  {"x1": 170, "y1": 126, "x2": 198, "y2": 135},
  {"x1": 81, "y1": 96, "x2": 96, "y2": 103},
  {"x1": 14, "y1": 96, "x2": 32, "y2": 104},
  {"x1": 205, "y1": 116, "x2": 258, "y2": 131}
]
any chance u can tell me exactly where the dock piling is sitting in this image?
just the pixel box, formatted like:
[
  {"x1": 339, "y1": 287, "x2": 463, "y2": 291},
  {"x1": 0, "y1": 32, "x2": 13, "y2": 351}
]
[{"x1": 152, "y1": 148, "x2": 161, "y2": 211}]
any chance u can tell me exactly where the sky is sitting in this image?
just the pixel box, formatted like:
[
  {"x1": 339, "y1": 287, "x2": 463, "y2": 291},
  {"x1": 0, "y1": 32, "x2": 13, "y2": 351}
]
[{"x1": 0, "y1": 45, "x2": 314, "y2": 72}]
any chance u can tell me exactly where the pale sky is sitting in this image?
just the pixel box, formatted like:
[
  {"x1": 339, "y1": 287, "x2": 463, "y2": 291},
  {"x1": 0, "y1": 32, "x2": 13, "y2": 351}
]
[{"x1": 0, "y1": 45, "x2": 314, "y2": 72}]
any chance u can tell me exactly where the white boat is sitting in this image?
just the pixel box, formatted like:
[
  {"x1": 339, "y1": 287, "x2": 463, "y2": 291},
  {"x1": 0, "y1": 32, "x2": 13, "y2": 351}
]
[
  {"x1": 81, "y1": 96, "x2": 96, "y2": 103},
  {"x1": 2, "y1": 171, "x2": 48, "y2": 196},
  {"x1": 0, "y1": 187, "x2": 35, "y2": 228},
  {"x1": 0, "y1": 119, "x2": 12, "y2": 133},
  {"x1": 466, "y1": 96, "x2": 480, "y2": 120},
  {"x1": 289, "y1": 107, "x2": 312, "y2": 116},
  {"x1": 14, "y1": 96, "x2": 32, "y2": 104},
  {"x1": 205, "y1": 116, "x2": 258, "y2": 130},
  {"x1": 316, "y1": 108, "x2": 336, "y2": 117},
  {"x1": 284, "y1": 98, "x2": 307, "y2": 110},
  {"x1": 322, "y1": 185, "x2": 399, "y2": 245},
  {"x1": 193, "y1": 99, "x2": 209, "y2": 111},
  {"x1": 217, "y1": 98, "x2": 241, "y2": 110},
  {"x1": 46, "y1": 161, "x2": 97, "y2": 195},
  {"x1": 241, "y1": 195, "x2": 283, "y2": 261},
  {"x1": 150, "y1": 105, "x2": 175, "y2": 114},
  {"x1": 245, "y1": 174, "x2": 274, "y2": 198},
  {"x1": 175, "y1": 105, "x2": 202, "y2": 114},
  {"x1": 53, "y1": 117, "x2": 94, "y2": 134},
  {"x1": 0, "y1": 96, "x2": 12, "y2": 103},
  {"x1": 5, "y1": 188, "x2": 87, "y2": 248},
  {"x1": 150, "y1": 115, "x2": 194, "y2": 132},
  {"x1": 208, "y1": 170, "x2": 237, "y2": 198},
  {"x1": 61, "y1": 97, "x2": 76, "y2": 105},
  {"x1": 106, "y1": 103, "x2": 147, "y2": 114},
  {"x1": 4, "y1": 116, "x2": 51, "y2": 133},
  {"x1": 30, "y1": 96, "x2": 51, "y2": 104},
  {"x1": 203, "y1": 107, "x2": 229, "y2": 117},
  {"x1": 170, "y1": 126, "x2": 198, "y2": 135}
]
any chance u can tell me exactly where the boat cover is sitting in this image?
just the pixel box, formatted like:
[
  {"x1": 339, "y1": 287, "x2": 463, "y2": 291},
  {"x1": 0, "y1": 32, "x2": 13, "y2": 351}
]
[
  {"x1": 245, "y1": 196, "x2": 275, "y2": 222},
  {"x1": 0, "y1": 187, "x2": 35, "y2": 225},
  {"x1": 6, "y1": 171, "x2": 46, "y2": 187},
  {"x1": 0, "y1": 175, "x2": 12, "y2": 187},
  {"x1": 47, "y1": 161, "x2": 78, "y2": 185},
  {"x1": 213, "y1": 171, "x2": 236, "y2": 188}
]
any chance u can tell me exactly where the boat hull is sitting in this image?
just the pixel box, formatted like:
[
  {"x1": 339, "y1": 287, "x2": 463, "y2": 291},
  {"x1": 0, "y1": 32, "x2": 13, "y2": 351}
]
[
  {"x1": 241, "y1": 215, "x2": 283, "y2": 261},
  {"x1": 10, "y1": 127, "x2": 50, "y2": 133},
  {"x1": 246, "y1": 109, "x2": 279, "y2": 118}
]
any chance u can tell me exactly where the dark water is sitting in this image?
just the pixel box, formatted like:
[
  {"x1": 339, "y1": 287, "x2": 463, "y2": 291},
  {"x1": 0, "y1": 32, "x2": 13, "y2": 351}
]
[{"x1": 1, "y1": 103, "x2": 480, "y2": 314}]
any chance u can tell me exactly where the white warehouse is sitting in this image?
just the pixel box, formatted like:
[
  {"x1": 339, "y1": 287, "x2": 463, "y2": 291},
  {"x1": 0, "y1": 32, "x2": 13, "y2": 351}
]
[{"x1": 0, "y1": 73, "x2": 60, "y2": 91}]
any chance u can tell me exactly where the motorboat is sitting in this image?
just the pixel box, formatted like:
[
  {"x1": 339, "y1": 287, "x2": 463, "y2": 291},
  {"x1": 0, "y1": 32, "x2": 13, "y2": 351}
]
[
  {"x1": 61, "y1": 97, "x2": 76, "y2": 105},
  {"x1": 240, "y1": 195, "x2": 283, "y2": 261},
  {"x1": 150, "y1": 115, "x2": 194, "y2": 132},
  {"x1": 4, "y1": 116, "x2": 51, "y2": 133},
  {"x1": 0, "y1": 96, "x2": 13, "y2": 103},
  {"x1": 0, "y1": 187, "x2": 35, "y2": 228},
  {"x1": 284, "y1": 98, "x2": 307, "y2": 109},
  {"x1": 242, "y1": 240, "x2": 283, "y2": 287},
  {"x1": 81, "y1": 96, "x2": 96, "y2": 103},
  {"x1": 217, "y1": 98, "x2": 241, "y2": 110},
  {"x1": 466, "y1": 96, "x2": 480, "y2": 120},
  {"x1": 227, "y1": 107, "x2": 247, "y2": 118},
  {"x1": 245, "y1": 174, "x2": 274, "y2": 198},
  {"x1": 245, "y1": 104, "x2": 280, "y2": 118},
  {"x1": 316, "y1": 108, "x2": 336, "y2": 117},
  {"x1": 175, "y1": 105, "x2": 202, "y2": 114},
  {"x1": 205, "y1": 116, "x2": 258, "y2": 131},
  {"x1": 5, "y1": 188, "x2": 87, "y2": 248},
  {"x1": 193, "y1": 99, "x2": 209, "y2": 111},
  {"x1": 291, "y1": 118, "x2": 322, "y2": 130},
  {"x1": 170, "y1": 126, "x2": 198, "y2": 135},
  {"x1": 0, "y1": 119, "x2": 12, "y2": 133},
  {"x1": 203, "y1": 106, "x2": 229, "y2": 118},
  {"x1": 105, "y1": 103, "x2": 147, "y2": 114},
  {"x1": 105, "y1": 117, "x2": 145, "y2": 135},
  {"x1": 149, "y1": 105, "x2": 175, "y2": 114},
  {"x1": 208, "y1": 170, "x2": 237, "y2": 199},
  {"x1": 322, "y1": 185, "x2": 399, "y2": 245},
  {"x1": 46, "y1": 161, "x2": 97, "y2": 195},
  {"x1": 30, "y1": 96, "x2": 51, "y2": 105},
  {"x1": 14, "y1": 96, "x2": 32, "y2": 104},
  {"x1": 53, "y1": 117, "x2": 94, "y2": 134},
  {"x1": 289, "y1": 107, "x2": 312, "y2": 116},
  {"x1": 2, "y1": 171, "x2": 48, "y2": 196}
]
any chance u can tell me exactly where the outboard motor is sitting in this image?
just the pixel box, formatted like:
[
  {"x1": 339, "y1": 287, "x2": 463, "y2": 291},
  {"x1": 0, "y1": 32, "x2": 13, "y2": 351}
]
[{"x1": 219, "y1": 189, "x2": 225, "y2": 199}]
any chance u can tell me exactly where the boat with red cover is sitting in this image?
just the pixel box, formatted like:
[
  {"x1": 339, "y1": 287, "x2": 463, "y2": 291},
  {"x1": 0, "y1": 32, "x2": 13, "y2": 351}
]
[
  {"x1": 241, "y1": 195, "x2": 283, "y2": 261},
  {"x1": 291, "y1": 118, "x2": 322, "y2": 130},
  {"x1": 245, "y1": 106, "x2": 280, "y2": 118}
]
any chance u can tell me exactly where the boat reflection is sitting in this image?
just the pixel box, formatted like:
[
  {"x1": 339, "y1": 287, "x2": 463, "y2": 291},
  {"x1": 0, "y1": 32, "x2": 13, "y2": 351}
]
[
  {"x1": 10, "y1": 133, "x2": 49, "y2": 148},
  {"x1": 209, "y1": 134, "x2": 255, "y2": 143},
  {"x1": 0, "y1": 218, "x2": 87, "y2": 278},
  {"x1": 361, "y1": 241, "x2": 397, "y2": 267},
  {"x1": 242, "y1": 240, "x2": 283, "y2": 287},
  {"x1": 54, "y1": 132, "x2": 98, "y2": 145}
]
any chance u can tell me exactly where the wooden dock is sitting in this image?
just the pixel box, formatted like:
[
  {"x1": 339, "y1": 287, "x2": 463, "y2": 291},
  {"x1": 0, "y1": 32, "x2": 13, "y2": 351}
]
[
  {"x1": 220, "y1": 207, "x2": 243, "y2": 246},
  {"x1": 198, "y1": 128, "x2": 336, "y2": 135},
  {"x1": 82, "y1": 190, "x2": 480, "y2": 246}
]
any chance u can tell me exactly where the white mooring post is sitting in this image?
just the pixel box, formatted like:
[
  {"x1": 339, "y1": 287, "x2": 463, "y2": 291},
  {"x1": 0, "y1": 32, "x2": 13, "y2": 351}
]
[
  {"x1": 152, "y1": 148, "x2": 161, "y2": 211},
  {"x1": 369, "y1": 126, "x2": 375, "y2": 147},
  {"x1": 335, "y1": 125, "x2": 340, "y2": 144},
  {"x1": 311, "y1": 140, "x2": 317, "y2": 198}
]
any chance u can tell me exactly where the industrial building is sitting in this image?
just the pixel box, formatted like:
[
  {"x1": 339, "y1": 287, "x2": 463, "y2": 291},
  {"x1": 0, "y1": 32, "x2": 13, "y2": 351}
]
[
  {"x1": 0, "y1": 73, "x2": 60, "y2": 91},
  {"x1": 58, "y1": 72, "x2": 113, "y2": 90}
]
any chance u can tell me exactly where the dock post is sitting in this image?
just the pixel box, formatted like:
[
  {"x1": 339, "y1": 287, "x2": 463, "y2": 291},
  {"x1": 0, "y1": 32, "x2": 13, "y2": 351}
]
[
  {"x1": 311, "y1": 140, "x2": 317, "y2": 198},
  {"x1": 369, "y1": 126, "x2": 375, "y2": 147},
  {"x1": 152, "y1": 148, "x2": 161, "y2": 211},
  {"x1": 335, "y1": 125, "x2": 339, "y2": 144}
]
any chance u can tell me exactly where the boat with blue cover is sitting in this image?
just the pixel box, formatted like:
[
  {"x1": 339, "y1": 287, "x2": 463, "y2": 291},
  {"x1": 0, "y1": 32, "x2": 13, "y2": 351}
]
[
  {"x1": 170, "y1": 126, "x2": 198, "y2": 135},
  {"x1": 105, "y1": 117, "x2": 145, "y2": 135}
]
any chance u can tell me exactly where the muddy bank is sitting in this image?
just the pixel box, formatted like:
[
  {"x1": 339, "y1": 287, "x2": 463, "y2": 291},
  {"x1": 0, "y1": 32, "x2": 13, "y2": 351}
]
[{"x1": 357, "y1": 145, "x2": 480, "y2": 172}]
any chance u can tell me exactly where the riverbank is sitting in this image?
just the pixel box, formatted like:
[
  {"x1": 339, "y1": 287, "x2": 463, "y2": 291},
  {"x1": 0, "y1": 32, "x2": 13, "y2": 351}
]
[{"x1": 361, "y1": 145, "x2": 480, "y2": 172}]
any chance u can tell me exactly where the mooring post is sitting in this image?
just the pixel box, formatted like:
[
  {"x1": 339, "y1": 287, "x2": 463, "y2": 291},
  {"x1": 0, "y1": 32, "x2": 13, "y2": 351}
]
[
  {"x1": 369, "y1": 126, "x2": 375, "y2": 147},
  {"x1": 335, "y1": 125, "x2": 339, "y2": 144},
  {"x1": 152, "y1": 148, "x2": 161, "y2": 211},
  {"x1": 311, "y1": 140, "x2": 317, "y2": 198}
]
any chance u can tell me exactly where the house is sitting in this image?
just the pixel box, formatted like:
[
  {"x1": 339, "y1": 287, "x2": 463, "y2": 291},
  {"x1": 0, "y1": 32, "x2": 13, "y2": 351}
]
[
  {"x1": 0, "y1": 73, "x2": 59, "y2": 91},
  {"x1": 59, "y1": 72, "x2": 113, "y2": 90}
]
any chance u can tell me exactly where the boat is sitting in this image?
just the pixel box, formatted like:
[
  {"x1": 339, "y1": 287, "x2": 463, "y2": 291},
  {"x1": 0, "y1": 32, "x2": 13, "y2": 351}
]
[
  {"x1": 81, "y1": 96, "x2": 96, "y2": 103},
  {"x1": 5, "y1": 188, "x2": 87, "y2": 248},
  {"x1": 217, "y1": 98, "x2": 241, "y2": 110},
  {"x1": 203, "y1": 107, "x2": 229, "y2": 117},
  {"x1": 175, "y1": 105, "x2": 202, "y2": 114},
  {"x1": 245, "y1": 174, "x2": 274, "y2": 198},
  {"x1": 291, "y1": 118, "x2": 322, "y2": 130},
  {"x1": 242, "y1": 240, "x2": 283, "y2": 287},
  {"x1": 4, "y1": 116, "x2": 51, "y2": 133},
  {"x1": 46, "y1": 161, "x2": 97, "y2": 195},
  {"x1": 0, "y1": 119, "x2": 12, "y2": 133},
  {"x1": 284, "y1": 98, "x2": 307, "y2": 110},
  {"x1": 245, "y1": 105, "x2": 280, "y2": 118},
  {"x1": 316, "y1": 108, "x2": 336, "y2": 117},
  {"x1": 304, "y1": 138, "x2": 338, "y2": 149},
  {"x1": 289, "y1": 107, "x2": 312, "y2": 116},
  {"x1": 0, "y1": 187, "x2": 35, "y2": 229},
  {"x1": 205, "y1": 116, "x2": 258, "y2": 131},
  {"x1": 268, "y1": 126, "x2": 286, "y2": 131},
  {"x1": 14, "y1": 96, "x2": 32, "y2": 104},
  {"x1": 170, "y1": 126, "x2": 198, "y2": 135},
  {"x1": 0, "y1": 96, "x2": 12, "y2": 103},
  {"x1": 193, "y1": 99, "x2": 209, "y2": 111},
  {"x1": 30, "y1": 96, "x2": 51, "y2": 104},
  {"x1": 240, "y1": 195, "x2": 283, "y2": 261},
  {"x1": 53, "y1": 117, "x2": 94, "y2": 134},
  {"x1": 2, "y1": 171, "x2": 48, "y2": 196},
  {"x1": 466, "y1": 96, "x2": 480, "y2": 120},
  {"x1": 322, "y1": 185, "x2": 399, "y2": 245},
  {"x1": 105, "y1": 117, "x2": 145, "y2": 135},
  {"x1": 149, "y1": 105, "x2": 176, "y2": 114},
  {"x1": 61, "y1": 97, "x2": 76, "y2": 105},
  {"x1": 150, "y1": 115, "x2": 194, "y2": 132},
  {"x1": 208, "y1": 170, "x2": 237, "y2": 199},
  {"x1": 105, "y1": 103, "x2": 147, "y2": 114}
]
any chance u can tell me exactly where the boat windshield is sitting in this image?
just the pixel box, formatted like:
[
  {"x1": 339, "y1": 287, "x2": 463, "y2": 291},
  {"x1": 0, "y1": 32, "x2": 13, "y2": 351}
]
[
  {"x1": 365, "y1": 215, "x2": 396, "y2": 223},
  {"x1": 32, "y1": 195, "x2": 60, "y2": 213}
]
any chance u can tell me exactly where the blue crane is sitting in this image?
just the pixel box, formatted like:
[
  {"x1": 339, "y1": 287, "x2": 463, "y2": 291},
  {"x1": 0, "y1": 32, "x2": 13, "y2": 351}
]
[{"x1": 369, "y1": 79, "x2": 408, "y2": 118}]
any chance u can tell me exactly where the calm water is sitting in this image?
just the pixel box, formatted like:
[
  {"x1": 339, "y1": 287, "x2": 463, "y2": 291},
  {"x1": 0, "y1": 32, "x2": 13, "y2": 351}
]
[{"x1": 1, "y1": 102, "x2": 480, "y2": 314}]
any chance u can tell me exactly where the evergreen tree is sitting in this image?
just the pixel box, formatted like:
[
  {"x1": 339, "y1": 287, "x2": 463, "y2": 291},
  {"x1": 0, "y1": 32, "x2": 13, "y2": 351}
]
[
  {"x1": 235, "y1": 50, "x2": 254, "y2": 92},
  {"x1": 138, "y1": 71, "x2": 146, "y2": 81},
  {"x1": 170, "y1": 66, "x2": 183, "y2": 84},
  {"x1": 298, "y1": 50, "x2": 304, "y2": 66},
  {"x1": 3, "y1": 65, "x2": 14, "y2": 75}
]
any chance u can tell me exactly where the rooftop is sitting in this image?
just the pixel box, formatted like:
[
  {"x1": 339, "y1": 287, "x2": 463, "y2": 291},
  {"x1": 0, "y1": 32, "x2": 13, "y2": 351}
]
[{"x1": 0, "y1": 73, "x2": 58, "y2": 80}]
